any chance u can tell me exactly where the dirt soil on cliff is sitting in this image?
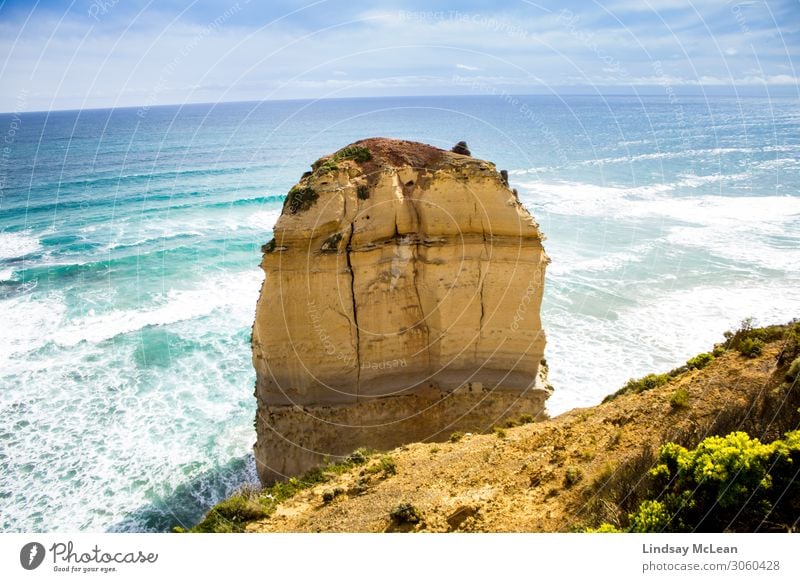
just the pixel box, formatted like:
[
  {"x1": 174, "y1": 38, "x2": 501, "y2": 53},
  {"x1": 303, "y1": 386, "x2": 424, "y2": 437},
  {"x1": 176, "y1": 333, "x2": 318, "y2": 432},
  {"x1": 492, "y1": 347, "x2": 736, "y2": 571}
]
[{"x1": 245, "y1": 337, "x2": 798, "y2": 532}]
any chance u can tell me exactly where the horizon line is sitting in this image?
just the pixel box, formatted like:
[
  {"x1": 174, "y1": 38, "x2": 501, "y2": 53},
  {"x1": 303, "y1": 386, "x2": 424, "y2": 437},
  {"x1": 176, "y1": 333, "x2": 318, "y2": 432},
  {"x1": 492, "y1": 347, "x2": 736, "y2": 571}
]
[{"x1": 2, "y1": 87, "x2": 797, "y2": 116}]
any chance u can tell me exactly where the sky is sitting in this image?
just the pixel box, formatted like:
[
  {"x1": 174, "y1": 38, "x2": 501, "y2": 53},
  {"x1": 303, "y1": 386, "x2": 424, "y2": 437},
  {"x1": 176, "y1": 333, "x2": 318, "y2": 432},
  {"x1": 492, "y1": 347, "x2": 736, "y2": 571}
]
[{"x1": 0, "y1": 0, "x2": 798, "y2": 112}]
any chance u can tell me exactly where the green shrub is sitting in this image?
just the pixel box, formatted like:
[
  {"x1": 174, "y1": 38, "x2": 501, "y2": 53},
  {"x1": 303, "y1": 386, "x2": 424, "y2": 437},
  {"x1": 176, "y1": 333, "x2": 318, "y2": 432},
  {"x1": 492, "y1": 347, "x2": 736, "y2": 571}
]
[
  {"x1": 619, "y1": 430, "x2": 800, "y2": 532},
  {"x1": 667, "y1": 365, "x2": 689, "y2": 377},
  {"x1": 586, "y1": 523, "x2": 622, "y2": 533},
  {"x1": 737, "y1": 337, "x2": 764, "y2": 358},
  {"x1": 604, "y1": 373, "x2": 670, "y2": 402},
  {"x1": 712, "y1": 345, "x2": 726, "y2": 357},
  {"x1": 628, "y1": 499, "x2": 671, "y2": 532},
  {"x1": 344, "y1": 448, "x2": 371, "y2": 466},
  {"x1": 390, "y1": 502, "x2": 422, "y2": 525},
  {"x1": 190, "y1": 491, "x2": 268, "y2": 533},
  {"x1": 322, "y1": 487, "x2": 345, "y2": 504},
  {"x1": 564, "y1": 466, "x2": 583, "y2": 488},
  {"x1": 628, "y1": 373, "x2": 670, "y2": 393},
  {"x1": 686, "y1": 352, "x2": 714, "y2": 370},
  {"x1": 518, "y1": 413, "x2": 535, "y2": 424},
  {"x1": 722, "y1": 318, "x2": 786, "y2": 358},
  {"x1": 348, "y1": 477, "x2": 369, "y2": 496},
  {"x1": 493, "y1": 427, "x2": 507, "y2": 439},
  {"x1": 317, "y1": 161, "x2": 339, "y2": 173},
  {"x1": 669, "y1": 387, "x2": 690, "y2": 409},
  {"x1": 366, "y1": 454, "x2": 396, "y2": 476},
  {"x1": 378, "y1": 455, "x2": 397, "y2": 475},
  {"x1": 285, "y1": 185, "x2": 318, "y2": 214},
  {"x1": 335, "y1": 145, "x2": 372, "y2": 162},
  {"x1": 784, "y1": 321, "x2": 800, "y2": 354},
  {"x1": 449, "y1": 431, "x2": 465, "y2": 443},
  {"x1": 315, "y1": 146, "x2": 372, "y2": 173},
  {"x1": 190, "y1": 447, "x2": 376, "y2": 532}
]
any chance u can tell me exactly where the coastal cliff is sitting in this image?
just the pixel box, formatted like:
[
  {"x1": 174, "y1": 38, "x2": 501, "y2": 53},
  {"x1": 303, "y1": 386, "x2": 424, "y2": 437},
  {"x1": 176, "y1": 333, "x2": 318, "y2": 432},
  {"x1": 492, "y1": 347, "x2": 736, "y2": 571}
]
[
  {"x1": 192, "y1": 321, "x2": 800, "y2": 533},
  {"x1": 251, "y1": 138, "x2": 549, "y2": 483}
]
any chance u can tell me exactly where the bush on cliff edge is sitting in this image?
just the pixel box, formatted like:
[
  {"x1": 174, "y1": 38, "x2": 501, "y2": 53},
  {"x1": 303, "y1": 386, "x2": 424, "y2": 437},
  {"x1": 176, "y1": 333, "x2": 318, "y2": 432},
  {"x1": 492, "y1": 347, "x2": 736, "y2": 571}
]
[{"x1": 590, "y1": 429, "x2": 800, "y2": 532}]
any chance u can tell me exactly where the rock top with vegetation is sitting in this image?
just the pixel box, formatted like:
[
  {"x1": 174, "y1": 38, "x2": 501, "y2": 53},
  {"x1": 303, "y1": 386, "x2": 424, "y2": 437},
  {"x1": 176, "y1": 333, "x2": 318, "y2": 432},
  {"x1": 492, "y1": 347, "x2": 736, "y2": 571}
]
[{"x1": 251, "y1": 138, "x2": 549, "y2": 484}]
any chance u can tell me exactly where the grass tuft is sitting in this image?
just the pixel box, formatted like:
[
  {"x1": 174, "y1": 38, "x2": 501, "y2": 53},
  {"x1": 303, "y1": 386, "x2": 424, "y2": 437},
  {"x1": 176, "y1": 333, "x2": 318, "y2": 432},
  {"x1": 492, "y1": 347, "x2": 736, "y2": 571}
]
[
  {"x1": 449, "y1": 431, "x2": 465, "y2": 443},
  {"x1": 669, "y1": 387, "x2": 690, "y2": 409},
  {"x1": 390, "y1": 502, "x2": 422, "y2": 525},
  {"x1": 188, "y1": 448, "x2": 377, "y2": 532}
]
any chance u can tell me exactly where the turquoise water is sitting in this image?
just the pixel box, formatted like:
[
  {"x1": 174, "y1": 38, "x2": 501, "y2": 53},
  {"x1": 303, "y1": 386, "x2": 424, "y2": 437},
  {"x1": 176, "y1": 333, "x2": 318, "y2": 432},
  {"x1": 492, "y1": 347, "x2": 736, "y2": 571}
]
[{"x1": 1, "y1": 95, "x2": 799, "y2": 532}]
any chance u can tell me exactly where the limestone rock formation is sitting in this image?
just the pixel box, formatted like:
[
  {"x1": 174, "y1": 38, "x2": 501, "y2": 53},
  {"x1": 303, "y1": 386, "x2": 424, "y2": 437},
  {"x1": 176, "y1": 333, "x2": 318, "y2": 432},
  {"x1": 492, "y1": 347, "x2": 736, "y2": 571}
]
[{"x1": 252, "y1": 138, "x2": 549, "y2": 483}]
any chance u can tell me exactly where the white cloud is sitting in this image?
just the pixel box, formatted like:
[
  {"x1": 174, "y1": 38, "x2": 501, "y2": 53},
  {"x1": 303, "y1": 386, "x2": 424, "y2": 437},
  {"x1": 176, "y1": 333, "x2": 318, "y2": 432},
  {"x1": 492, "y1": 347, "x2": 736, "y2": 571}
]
[
  {"x1": 764, "y1": 74, "x2": 799, "y2": 85},
  {"x1": 0, "y1": 2, "x2": 797, "y2": 111}
]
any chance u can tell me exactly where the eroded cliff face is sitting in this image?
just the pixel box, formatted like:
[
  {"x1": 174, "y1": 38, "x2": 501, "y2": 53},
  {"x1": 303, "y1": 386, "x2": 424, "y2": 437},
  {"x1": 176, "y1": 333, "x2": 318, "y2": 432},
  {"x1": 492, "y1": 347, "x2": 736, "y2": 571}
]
[{"x1": 252, "y1": 138, "x2": 549, "y2": 483}]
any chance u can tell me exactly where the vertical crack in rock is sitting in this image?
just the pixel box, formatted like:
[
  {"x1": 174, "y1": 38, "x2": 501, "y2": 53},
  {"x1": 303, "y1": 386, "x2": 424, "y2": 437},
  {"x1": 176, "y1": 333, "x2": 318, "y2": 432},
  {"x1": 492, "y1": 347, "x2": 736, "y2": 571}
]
[
  {"x1": 476, "y1": 198, "x2": 490, "y2": 361},
  {"x1": 410, "y1": 238, "x2": 431, "y2": 370},
  {"x1": 405, "y1": 178, "x2": 431, "y2": 369},
  {"x1": 346, "y1": 223, "x2": 361, "y2": 399},
  {"x1": 252, "y1": 138, "x2": 549, "y2": 483},
  {"x1": 477, "y1": 234, "x2": 487, "y2": 362}
]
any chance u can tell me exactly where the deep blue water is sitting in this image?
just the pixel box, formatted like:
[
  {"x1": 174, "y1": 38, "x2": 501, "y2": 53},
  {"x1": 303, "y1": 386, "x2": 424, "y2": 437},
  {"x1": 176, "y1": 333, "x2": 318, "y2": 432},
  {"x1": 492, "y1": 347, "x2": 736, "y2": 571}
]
[{"x1": 1, "y1": 95, "x2": 799, "y2": 531}]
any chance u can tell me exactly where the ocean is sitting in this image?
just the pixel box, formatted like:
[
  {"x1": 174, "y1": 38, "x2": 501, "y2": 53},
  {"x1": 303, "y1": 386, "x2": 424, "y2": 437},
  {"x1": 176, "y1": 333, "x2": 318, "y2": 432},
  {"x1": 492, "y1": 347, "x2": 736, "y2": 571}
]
[{"x1": 1, "y1": 95, "x2": 798, "y2": 532}]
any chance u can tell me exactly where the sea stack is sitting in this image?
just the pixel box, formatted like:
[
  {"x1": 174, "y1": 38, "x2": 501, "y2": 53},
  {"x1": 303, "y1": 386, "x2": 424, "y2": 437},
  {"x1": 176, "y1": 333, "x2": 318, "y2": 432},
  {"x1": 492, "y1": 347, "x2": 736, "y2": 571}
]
[{"x1": 252, "y1": 138, "x2": 550, "y2": 483}]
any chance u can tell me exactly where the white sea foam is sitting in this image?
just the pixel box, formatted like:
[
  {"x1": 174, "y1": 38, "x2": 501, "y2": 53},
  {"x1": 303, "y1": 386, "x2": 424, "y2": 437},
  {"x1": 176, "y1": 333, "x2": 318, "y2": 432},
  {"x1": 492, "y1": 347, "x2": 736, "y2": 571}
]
[
  {"x1": 749, "y1": 157, "x2": 800, "y2": 171},
  {"x1": 524, "y1": 178, "x2": 800, "y2": 273},
  {"x1": 762, "y1": 144, "x2": 800, "y2": 153},
  {"x1": 508, "y1": 166, "x2": 558, "y2": 175},
  {"x1": 245, "y1": 209, "x2": 282, "y2": 231},
  {"x1": 0, "y1": 329, "x2": 258, "y2": 531},
  {"x1": 581, "y1": 147, "x2": 762, "y2": 167},
  {"x1": 105, "y1": 231, "x2": 203, "y2": 251},
  {"x1": 546, "y1": 281, "x2": 800, "y2": 414},
  {"x1": 0, "y1": 231, "x2": 42, "y2": 260},
  {"x1": 667, "y1": 226, "x2": 800, "y2": 274},
  {"x1": 582, "y1": 151, "x2": 685, "y2": 165},
  {"x1": 675, "y1": 172, "x2": 750, "y2": 188},
  {"x1": 630, "y1": 194, "x2": 800, "y2": 228},
  {"x1": 51, "y1": 270, "x2": 263, "y2": 347},
  {"x1": 518, "y1": 179, "x2": 673, "y2": 218},
  {"x1": 96, "y1": 205, "x2": 283, "y2": 248},
  {"x1": 548, "y1": 242, "x2": 654, "y2": 277},
  {"x1": 524, "y1": 174, "x2": 800, "y2": 415},
  {"x1": 520, "y1": 179, "x2": 800, "y2": 220},
  {"x1": 0, "y1": 268, "x2": 264, "y2": 530},
  {"x1": 0, "y1": 269, "x2": 263, "y2": 374},
  {"x1": 0, "y1": 268, "x2": 14, "y2": 281},
  {"x1": 0, "y1": 292, "x2": 68, "y2": 370}
]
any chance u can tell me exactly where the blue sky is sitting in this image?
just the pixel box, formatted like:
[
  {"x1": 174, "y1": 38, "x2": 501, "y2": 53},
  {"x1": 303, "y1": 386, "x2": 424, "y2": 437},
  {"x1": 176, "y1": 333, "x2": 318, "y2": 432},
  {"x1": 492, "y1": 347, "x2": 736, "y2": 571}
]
[{"x1": 0, "y1": 0, "x2": 798, "y2": 111}]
